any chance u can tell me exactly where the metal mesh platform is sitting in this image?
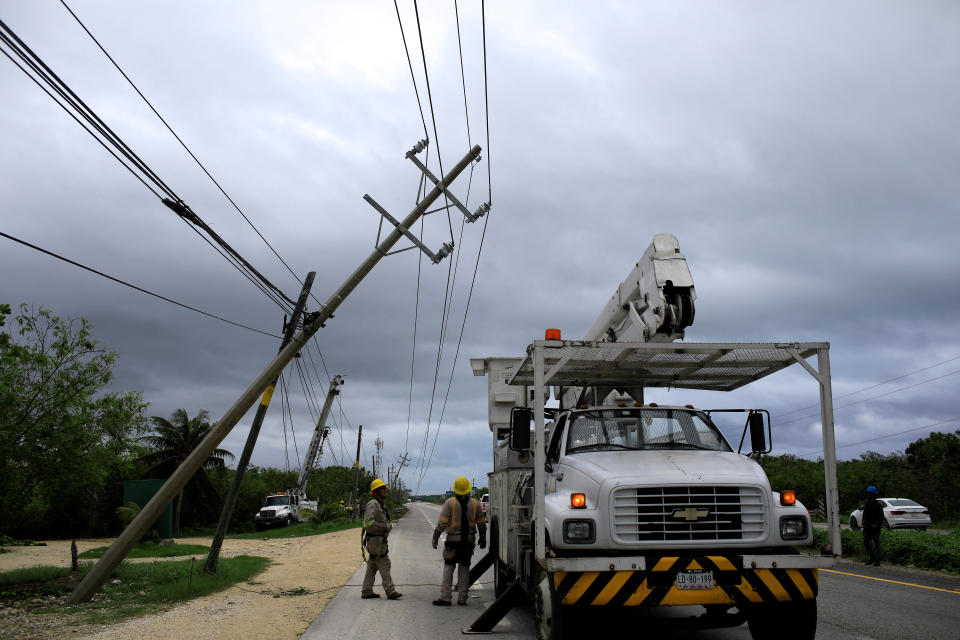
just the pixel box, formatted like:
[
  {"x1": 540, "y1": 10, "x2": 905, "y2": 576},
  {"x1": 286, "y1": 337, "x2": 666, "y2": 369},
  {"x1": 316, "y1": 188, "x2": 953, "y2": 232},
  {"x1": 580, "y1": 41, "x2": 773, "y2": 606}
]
[{"x1": 506, "y1": 341, "x2": 826, "y2": 392}]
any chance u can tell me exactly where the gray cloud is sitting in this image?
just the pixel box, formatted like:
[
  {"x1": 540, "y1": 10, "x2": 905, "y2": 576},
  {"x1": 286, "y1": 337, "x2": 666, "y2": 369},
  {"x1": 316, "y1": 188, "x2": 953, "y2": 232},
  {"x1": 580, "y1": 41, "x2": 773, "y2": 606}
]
[{"x1": 2, "y1": 1, "x2": 959, "y2": 493}]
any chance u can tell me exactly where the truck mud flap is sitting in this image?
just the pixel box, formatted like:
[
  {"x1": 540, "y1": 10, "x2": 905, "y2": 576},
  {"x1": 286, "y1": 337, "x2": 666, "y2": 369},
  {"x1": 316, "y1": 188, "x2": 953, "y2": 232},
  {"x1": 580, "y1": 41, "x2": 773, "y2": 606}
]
[{"x1": 552, "y1": 556, "x2": 818, "y2": 607}]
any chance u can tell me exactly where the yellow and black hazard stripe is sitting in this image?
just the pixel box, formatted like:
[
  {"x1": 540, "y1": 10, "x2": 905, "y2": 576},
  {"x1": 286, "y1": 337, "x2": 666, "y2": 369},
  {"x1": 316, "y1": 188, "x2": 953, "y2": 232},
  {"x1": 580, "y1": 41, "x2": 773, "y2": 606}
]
[{"x1": 552, "y1": 556, "x2": 818, "y2": 607}]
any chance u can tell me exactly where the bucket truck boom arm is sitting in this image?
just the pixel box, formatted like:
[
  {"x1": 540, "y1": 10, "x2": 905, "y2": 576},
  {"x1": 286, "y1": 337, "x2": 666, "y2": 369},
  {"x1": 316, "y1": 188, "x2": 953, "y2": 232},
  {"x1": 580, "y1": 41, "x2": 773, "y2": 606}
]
[
  {"x1": 562, "y1": 234, "x2": 696, "y2": 407},
  {"x1": 295, "y1": 374, "x2": 343, "y2": 498}
]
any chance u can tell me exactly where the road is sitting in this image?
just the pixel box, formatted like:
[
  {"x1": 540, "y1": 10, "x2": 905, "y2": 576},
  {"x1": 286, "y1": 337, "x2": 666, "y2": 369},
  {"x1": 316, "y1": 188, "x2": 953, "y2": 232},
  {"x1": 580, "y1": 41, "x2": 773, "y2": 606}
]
[{"x1": 302, "y1": 502, "x2": 960, "y2": 640}]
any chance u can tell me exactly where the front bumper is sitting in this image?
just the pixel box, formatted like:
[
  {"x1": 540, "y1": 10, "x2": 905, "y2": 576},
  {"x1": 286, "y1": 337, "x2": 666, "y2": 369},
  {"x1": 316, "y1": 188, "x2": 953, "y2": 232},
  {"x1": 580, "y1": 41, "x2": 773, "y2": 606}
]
[{"x1": 545, "y1": 554, "x2": 833, "y2": 607}]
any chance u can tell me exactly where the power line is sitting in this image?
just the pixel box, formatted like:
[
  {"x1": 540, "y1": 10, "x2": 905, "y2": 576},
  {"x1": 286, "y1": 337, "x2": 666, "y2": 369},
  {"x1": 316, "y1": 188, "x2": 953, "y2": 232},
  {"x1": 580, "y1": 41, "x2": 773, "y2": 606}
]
[
  {"x1": 393, "y1": 0, "x2": 429, "y2": 140},
  {"x1": 453, "y1": 0, "x2": 472, "y2": 148},
  {"x1": 798, "y1": 417, "x2": 960, "y2": 459},
  {"x1": 413, "y1": 1, "x2": 454, "y2": 244},
  {"x1": 778, "y1": 354, "x2": 960, "y2": 419},
  {"x1": 59, "y1": 0, "x2": 307, "y2": 300},
  {"x1": 0, "y1": 17, "x2": 296, "y2": 312},
  {"x1": 778, "y1": 369, "x2": 960, "y2": 427},
  {"x1": 1, "y1": 230, "x2": 280, "y2": 338},
  {"x1": 482, "y1": 0, "x2": 492, "y2": 203}
]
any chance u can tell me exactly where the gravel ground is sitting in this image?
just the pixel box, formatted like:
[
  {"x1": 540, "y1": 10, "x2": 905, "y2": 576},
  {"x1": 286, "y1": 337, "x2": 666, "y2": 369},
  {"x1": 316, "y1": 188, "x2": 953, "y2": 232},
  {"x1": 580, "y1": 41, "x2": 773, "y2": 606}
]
[{"x1": 0, "y1": 529, "x2": 363, "y2": 640}]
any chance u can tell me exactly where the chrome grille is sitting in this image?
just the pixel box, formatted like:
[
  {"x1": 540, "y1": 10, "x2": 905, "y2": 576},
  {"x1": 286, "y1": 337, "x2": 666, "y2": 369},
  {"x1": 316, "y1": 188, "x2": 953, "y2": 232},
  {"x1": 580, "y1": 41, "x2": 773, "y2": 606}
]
[
  {"x1": 613, "y1": 486, "x2": 765, "y2": 542},
  {"x1": 260, "y1": 509, "x2": 276, "y2": 518}
]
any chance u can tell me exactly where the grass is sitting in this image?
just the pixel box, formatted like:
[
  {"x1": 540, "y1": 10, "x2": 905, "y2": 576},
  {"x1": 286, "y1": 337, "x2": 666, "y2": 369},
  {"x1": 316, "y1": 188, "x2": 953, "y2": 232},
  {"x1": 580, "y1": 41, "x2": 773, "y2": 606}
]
[
  {"x1": 810, "y1": 528, "x2": 960, "y2": 573},
  {"x1": 228, "y1": 519, "x2": 362, "y2": 540},
  {"x1": 0, "y1": 555, "x2": 270, "y2": 625},
  {"x1": 78, "y1": 542, "x2": 210, "y2": 559}
]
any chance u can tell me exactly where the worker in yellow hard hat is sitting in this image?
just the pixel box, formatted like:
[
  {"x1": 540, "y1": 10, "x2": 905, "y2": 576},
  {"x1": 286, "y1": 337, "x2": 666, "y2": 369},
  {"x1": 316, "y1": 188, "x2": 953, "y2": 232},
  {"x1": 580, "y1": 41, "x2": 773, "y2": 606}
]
[
  {"x1": 361, "y1": 479, "x2": 402, "y2": 600},
  {"x1": 431, "y1": 476, "x2": 486, "y2": 606}
]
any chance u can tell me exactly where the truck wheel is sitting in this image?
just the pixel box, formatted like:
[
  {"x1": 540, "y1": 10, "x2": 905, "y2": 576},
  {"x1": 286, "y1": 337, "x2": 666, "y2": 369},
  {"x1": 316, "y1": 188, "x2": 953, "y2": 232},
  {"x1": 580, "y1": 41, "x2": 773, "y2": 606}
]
[
  {"x1": 748, "y1": 600, "x2": 816, "y2": 640},
  {"x1": 255, "y1": 522, "x2": 264, "y2": 532},
  {"x1": 286, "y1": 515, "x2": 295, "y2": 527},
  {"x1": 849, "y1": 517, "x2": 859, "y2": 530},
  {"x1": 534, "y1": 569, "x2": 571, "y2": 640}
]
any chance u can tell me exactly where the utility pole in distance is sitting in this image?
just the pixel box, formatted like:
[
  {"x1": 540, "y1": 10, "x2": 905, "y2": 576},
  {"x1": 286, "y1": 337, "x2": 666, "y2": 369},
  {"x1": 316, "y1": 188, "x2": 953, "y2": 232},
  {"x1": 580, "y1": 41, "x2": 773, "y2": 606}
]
[
  {"x1": 67, "y1": 142, "x2": 483, "y2": 604},
  {"x1": 204, "y1": 272, "x2": 315, "y2": 574},
  {"x1": 352, "y1": 425, "x2": 363, "y2": 519}
]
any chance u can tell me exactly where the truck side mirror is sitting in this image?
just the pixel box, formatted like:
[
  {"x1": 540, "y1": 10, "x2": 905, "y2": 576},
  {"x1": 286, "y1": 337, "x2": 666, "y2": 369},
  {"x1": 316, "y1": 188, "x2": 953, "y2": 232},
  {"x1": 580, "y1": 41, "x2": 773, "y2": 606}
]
[
  {"x1": 511, "y1": 407, "x2": 532, "y2": 451},
  {"x1": 747, "y1": 411, "x2": 771, "y2": 455}
]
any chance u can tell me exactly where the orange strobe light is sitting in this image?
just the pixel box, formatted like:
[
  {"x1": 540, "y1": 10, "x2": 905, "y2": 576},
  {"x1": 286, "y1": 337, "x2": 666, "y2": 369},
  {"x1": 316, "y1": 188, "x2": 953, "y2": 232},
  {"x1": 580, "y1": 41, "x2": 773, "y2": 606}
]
[
  {"x1": 545, "y1": 328, "x2": 562, "y2": 340},
  {"x1": 571, "y1": 493, "x2": 586, "y2": 509},
  {"x1": 780, "y1": 490, "x2": 797, "y2": 506}
]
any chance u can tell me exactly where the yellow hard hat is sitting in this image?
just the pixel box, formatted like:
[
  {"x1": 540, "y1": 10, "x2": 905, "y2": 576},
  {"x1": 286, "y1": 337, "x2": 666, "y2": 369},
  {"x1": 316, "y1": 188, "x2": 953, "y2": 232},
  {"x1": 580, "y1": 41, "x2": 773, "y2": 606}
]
[
  {"x1": 370, "y1": 478, "x2": 387, "y2": 494},
  {"x1": 453, "y1": 476, "x2": 471, "y2": 495}
]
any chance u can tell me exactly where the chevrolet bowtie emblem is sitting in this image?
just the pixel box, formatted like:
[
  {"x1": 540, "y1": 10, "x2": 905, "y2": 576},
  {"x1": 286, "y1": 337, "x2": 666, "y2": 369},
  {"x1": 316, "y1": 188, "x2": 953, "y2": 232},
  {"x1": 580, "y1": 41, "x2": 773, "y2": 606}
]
[{"x1": 672, "y1": 507, "x2": 709, "y2": 521}]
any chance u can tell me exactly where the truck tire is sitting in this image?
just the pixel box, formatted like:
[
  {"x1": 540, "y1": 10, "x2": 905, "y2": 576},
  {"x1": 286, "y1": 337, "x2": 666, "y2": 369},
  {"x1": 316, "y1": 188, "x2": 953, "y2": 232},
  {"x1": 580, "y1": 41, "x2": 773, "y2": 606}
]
[
  {"x1": 849, "y1": 516, "x2": 859, "y2": 530},
  {"x1": 534, "y1": 568, "x2": 571, "y2": 640},
  {"x1": 286, "y1": 515, "x2": 295, "y2": 527},
  {"x1": 747, "y1": 600, "x2": 816, "y2": 640}
]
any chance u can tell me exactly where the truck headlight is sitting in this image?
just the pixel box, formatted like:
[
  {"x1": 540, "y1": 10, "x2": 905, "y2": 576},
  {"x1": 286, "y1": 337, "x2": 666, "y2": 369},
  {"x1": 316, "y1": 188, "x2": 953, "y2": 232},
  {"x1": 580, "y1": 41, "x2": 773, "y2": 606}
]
[
  {"x1": 779, "y1": 516, "x2": 808, "y2": 540},
  {"x1": 563, "y1": 519, "x2": 595, "y2": 544}
]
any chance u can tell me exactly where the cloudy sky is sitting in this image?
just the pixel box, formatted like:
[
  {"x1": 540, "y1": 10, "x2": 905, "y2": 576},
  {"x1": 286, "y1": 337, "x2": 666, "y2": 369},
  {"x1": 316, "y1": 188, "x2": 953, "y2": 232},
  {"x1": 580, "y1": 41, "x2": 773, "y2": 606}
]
[{"x1": 2, "y1": 1, "x2": 958, "y2": 495}]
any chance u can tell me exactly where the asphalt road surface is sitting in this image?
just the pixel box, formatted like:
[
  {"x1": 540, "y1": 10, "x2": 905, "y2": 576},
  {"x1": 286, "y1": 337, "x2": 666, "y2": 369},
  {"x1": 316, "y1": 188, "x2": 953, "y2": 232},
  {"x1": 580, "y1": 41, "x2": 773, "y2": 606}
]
[{"x1": 302, "y1": 502, "x2": 960, "y2": 640}]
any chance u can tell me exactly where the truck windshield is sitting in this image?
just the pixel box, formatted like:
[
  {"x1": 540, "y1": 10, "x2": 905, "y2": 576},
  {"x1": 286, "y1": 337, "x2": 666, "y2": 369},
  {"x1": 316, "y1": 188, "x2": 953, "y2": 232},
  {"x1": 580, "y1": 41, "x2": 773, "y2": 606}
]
[
  {"x1": 566, "y1": 409, "x2": 731, "y2": 453},
  {"x1": 265, "y1": 496, "x2": 292, "y2": 506}
]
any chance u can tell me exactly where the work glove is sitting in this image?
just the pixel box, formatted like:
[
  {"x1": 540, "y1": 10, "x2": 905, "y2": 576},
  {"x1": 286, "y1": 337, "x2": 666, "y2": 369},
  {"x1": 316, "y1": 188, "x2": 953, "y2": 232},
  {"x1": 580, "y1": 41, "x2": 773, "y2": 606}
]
[
  {"x1": 479, "y1": 536, "x2": 486, "y2": 550},
  {"x1": 432, "y1": 533, "x2": 440, "y2": 549}
]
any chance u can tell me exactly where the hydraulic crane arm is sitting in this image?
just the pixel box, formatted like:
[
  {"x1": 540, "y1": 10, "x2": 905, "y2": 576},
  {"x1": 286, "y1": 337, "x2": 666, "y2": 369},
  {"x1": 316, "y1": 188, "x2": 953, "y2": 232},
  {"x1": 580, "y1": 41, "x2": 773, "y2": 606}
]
[
  {"x1": 584, "y1": 233, "x2": 695, "y2": 344},
  {"x1": 561, "y1": 234, "x2": 696, "y2": 408},
  {"x1": 296, "y1": 374, "x2": 343, "y2": 498}
]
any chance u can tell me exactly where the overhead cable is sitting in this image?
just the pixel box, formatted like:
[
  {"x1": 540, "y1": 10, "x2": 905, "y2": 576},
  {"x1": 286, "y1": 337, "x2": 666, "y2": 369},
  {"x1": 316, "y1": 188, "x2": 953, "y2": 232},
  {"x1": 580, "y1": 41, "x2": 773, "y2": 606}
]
[
  {"x1": 798, "y1": 417, "x2": 960, "y2": 459},
  {"x1": 778, "y1": 354, "x2": 960, "y2": 418},
  {"x1": 778, "y1": 369, "x2": 960, "y2": 427},
  {"x1": 1, "y1": 230, "x2": 280, "y2": 338},
  {"x1": 59, "y1": 0, "x2": 307, "y2": 298},
  {"x1": 0, "y1": 17, "x2": 295, "y2": 312},
  {"x1": 412, "y1": 0, "x2": 454, "y2": 243}
]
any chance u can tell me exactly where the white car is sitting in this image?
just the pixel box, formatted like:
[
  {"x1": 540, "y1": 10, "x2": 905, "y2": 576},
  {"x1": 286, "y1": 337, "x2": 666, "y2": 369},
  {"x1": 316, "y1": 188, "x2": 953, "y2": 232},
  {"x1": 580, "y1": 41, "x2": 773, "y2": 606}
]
[{"x1": 849, "y1": 498, "x2": 932, "y2": 531}]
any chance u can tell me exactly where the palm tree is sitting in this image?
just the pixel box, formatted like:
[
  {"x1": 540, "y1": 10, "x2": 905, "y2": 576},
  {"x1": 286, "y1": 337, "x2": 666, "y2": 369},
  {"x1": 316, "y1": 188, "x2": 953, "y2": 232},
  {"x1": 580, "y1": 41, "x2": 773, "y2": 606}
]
[{"x1": 137, "y1": 408, "x2": 234, "y2": 533}]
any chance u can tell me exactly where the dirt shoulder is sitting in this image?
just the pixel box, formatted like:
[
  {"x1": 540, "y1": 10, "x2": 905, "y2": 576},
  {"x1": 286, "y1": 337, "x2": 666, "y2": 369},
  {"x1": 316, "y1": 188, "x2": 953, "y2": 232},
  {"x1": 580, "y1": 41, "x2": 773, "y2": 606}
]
[{"x1": 0, "y1": 529, "x2": 364, "y2": 640}]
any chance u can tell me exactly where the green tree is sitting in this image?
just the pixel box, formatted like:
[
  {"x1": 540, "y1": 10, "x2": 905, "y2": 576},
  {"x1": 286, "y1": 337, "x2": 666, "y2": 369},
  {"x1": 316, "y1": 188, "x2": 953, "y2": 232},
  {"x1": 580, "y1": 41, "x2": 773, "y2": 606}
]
[
  {"x1": 136, "y1": 409, "x2": 234, "y2": 533},
  {"x1": 0, "y1": 303, "x2": 148, "y2": 538}
]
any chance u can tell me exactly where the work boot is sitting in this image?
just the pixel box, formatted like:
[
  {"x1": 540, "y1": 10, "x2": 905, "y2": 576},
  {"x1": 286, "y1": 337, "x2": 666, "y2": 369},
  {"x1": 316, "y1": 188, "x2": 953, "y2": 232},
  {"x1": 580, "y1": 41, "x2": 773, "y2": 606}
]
[
  {"x1": 387, "y1": 592, "x2": 403, "y2": 600},
  {"x1": 457, "y1": 598, "x2": 467, "y2": 606},
  {"x1": 361, "y1": 593, "x2": 380, "y2": 599},
  {"x1": 432, "y1": 599, "x2": 451, "y2": 606}
]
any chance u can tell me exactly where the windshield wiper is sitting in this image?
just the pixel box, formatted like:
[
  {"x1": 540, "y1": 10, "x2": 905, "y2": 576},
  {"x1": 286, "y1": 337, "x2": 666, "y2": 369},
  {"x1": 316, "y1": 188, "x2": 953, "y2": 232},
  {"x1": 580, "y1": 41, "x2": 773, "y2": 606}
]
[{"x1": 568, "y1": 442, "x2": 635, "y2": 453}]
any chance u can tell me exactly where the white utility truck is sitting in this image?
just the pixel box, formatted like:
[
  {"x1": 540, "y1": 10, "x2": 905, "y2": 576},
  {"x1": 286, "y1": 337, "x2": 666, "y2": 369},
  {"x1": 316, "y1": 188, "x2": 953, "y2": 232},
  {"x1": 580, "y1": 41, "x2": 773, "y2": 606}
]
[
  {"x1": 469, "y1": 235, "x2": 839, "y2": 640},
  {"x1": 255, "y1": 375, "x2": 342, "y2": 530}
]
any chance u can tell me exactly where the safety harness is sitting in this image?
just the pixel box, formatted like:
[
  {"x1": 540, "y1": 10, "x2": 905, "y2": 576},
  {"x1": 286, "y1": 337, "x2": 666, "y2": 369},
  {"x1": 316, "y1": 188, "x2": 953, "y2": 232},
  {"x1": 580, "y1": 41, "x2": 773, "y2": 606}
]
[{"x1": 361, "y1": 499, "x2": 391, "y2": 563}]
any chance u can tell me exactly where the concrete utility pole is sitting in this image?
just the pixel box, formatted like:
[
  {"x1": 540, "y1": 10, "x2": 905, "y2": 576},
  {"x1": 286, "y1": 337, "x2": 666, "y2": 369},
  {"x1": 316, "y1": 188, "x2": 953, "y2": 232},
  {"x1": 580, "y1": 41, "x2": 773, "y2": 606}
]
[
  {"x1": 204, "y1": 272, "x2": 315, "y2": 574},
  {"x1": 67, "y1": 143, "x2": 483, "y2": 604}
]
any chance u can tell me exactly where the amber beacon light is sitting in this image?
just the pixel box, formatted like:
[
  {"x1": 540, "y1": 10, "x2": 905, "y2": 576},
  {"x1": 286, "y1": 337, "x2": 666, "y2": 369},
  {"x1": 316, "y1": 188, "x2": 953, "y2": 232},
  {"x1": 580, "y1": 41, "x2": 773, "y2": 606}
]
[
  {"x1": 571, "y1": 493, "x2": 586, "y2": 508},
  {"x1": 779, "y1": 490, "x2": 797, "y2": 506},
  {"x1": 545, "y1": 328, "x2": 562, "y2": 340}
]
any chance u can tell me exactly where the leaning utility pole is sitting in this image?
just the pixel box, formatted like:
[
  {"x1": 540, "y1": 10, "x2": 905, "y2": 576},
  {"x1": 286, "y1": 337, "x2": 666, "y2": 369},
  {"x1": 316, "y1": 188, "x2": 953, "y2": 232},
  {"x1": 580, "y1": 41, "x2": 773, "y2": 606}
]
[
  {"x1": 67, "y1": 142, "x2": 484, "y2": 604},
  {"x1": 203, "y1": 272, "x2": 315, "y2": 574}
]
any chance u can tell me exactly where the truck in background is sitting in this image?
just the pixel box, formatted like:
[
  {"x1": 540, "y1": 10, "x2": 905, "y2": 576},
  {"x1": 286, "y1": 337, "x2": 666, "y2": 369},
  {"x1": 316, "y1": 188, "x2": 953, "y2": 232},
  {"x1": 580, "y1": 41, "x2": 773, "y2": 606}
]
[{"x1": 468, "y1": 235, "x2": 839, "y2": 640}]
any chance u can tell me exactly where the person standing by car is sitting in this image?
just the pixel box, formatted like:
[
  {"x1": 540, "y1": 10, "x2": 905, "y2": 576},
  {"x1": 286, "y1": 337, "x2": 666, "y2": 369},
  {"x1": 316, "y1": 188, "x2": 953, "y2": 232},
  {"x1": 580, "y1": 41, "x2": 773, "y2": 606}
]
[
  {"x1": 361, "y1": 479, "x2": 403, "y2": 600},
  {"x1": 431, "y1": 476, "x2": 486, "y2": 606},
  {"x1": 862, "y1": 485, "x2": 884, "y2": 566}
]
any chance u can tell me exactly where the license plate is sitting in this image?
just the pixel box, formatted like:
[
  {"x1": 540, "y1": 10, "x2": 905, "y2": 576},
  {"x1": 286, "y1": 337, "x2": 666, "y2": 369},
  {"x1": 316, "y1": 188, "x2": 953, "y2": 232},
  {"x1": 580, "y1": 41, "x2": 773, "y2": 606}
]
[{"x1": 676, "y1": 570, "x2": 714, "y2": 590}]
